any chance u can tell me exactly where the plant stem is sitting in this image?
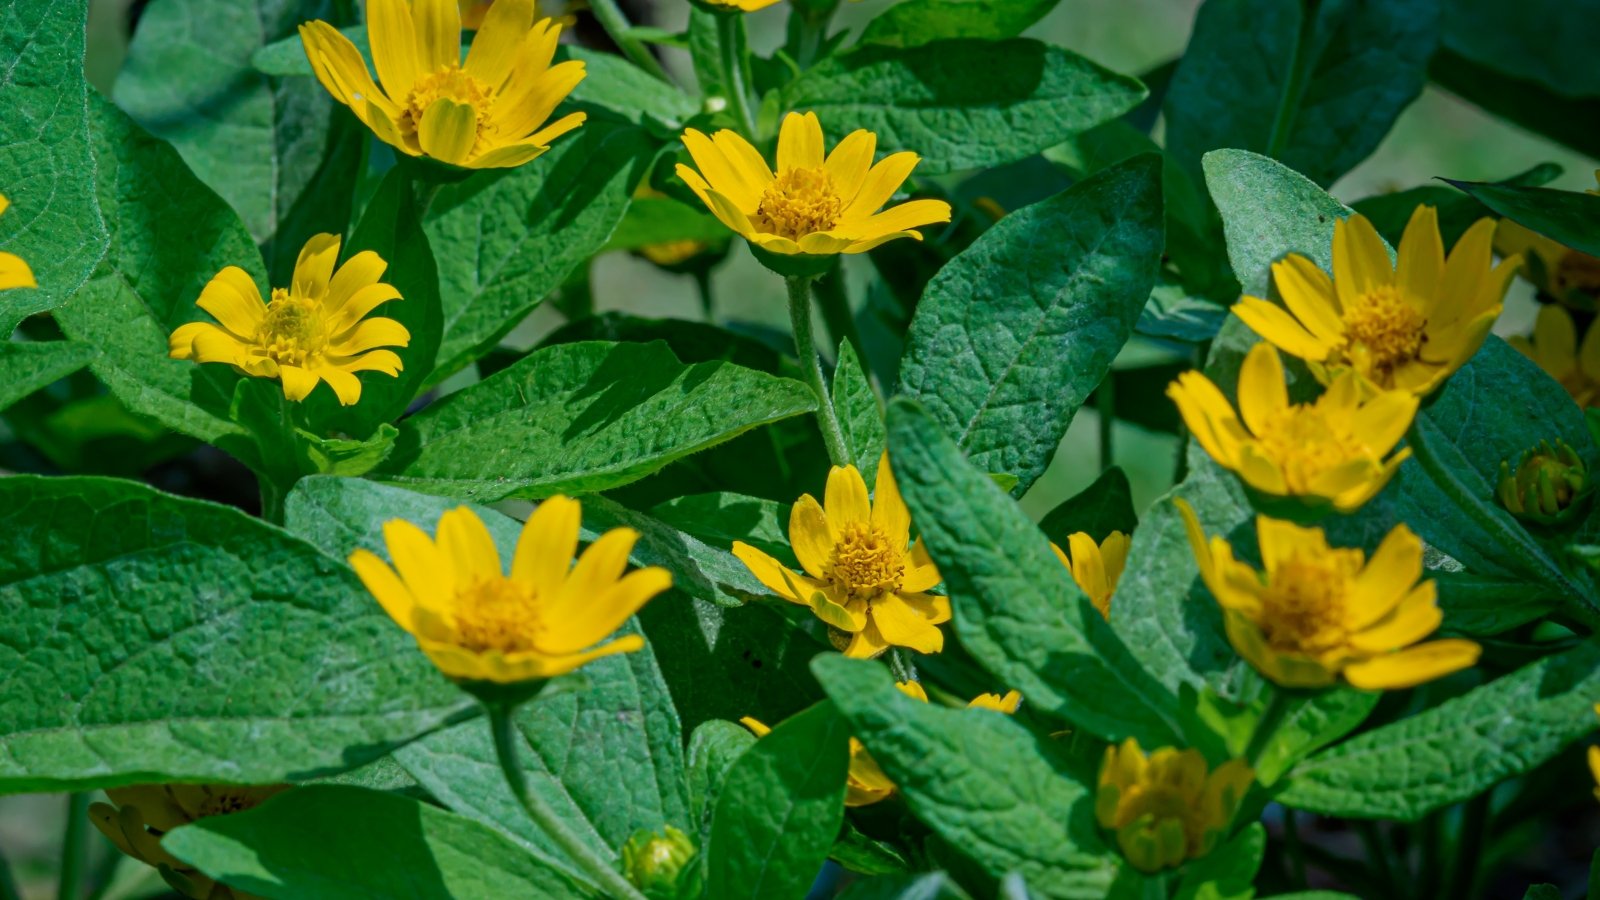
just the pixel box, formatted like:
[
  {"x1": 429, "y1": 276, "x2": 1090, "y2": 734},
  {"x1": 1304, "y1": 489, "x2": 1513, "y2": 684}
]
[
  {"x1": 1282, "y1": 806, "x2": 1307, "y2": 889},
  {"x1": 1441, "y1": 794, "x2": 1489, "y2": 900},
  {"x1": 0, "y1": 843, "x2": 20, "y2": 900},
  {"x1": 587, "y1": 0, "x2": 672, "y2": 83},
  {"x1": 1265, "y1": 0, "x2": 1320, "y2": 159},
  {"x1": 1097, "y1": 372, "x2": 1116, "y2": 469},
  {"x1": 1355, "y1": 821, "x2": 1396, "y2": 900},
  {"x1": 715, "y1": 12, "x2": 759, "y2": 140},
  {"x1": 488, "y1": 703, "x2": 647, "y2": 900},
  {"x1": 1406, "y1": 419, "x2": 1597, "y2": 627},
  {"x1": 58, "y1": 793, "x2": 90, "y2": 900},
  {"x1": 786, "y1": 274, "x2": 850, "y2": 466},
  {"x1": 1244, "y1": 686, "x2": 1291, "y2": 767},
  {"x1": 693, "y1": 268, "x2": 715, "y2": 320}
]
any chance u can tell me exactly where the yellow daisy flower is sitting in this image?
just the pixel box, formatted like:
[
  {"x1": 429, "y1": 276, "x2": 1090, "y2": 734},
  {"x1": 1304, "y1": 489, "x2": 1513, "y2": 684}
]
[
  {"x1": 1510, "y1": 304, "x2": 1600, "y2": 408},
  {"x1": 1177, "y1": 499, "x2": 1481, "y2": 691},
  {"x1": 89, "y1": 783, "x2": 289, "y2": 899},
  {"x1": 348, "y1": 499, "x2": 671, "y2": 685},
  {"x1": 1050, "y1": 531, "x2": 1129, "y2": 617},
  {"x1": 0, "y1": 195, "x2": 36, "y2": 291},
  {"x1": 1167, "y1": 343, "x2": 1417, "y2": 512},
  {"x1": 1233, "y1": 207, "x2": 1519, "y2": 396},
  {"x1": 676, "y1": 111, "x2": 952, "y2": 257},
  {"x1": 168, "y1": 233, "x2": 408, "y2": 406},
  {"x1": 742, "y1": 680, "x2": 1019, "y2": 807},
  {"x1": 1095, "y1": 738, "x2": 1254, "y2": 873},
  {"x1": 731, "y1": 452, "x2": 949, "y2": 658},
  {"x1": 300, "y1": 0, "x2": 586, "y2": 170}
]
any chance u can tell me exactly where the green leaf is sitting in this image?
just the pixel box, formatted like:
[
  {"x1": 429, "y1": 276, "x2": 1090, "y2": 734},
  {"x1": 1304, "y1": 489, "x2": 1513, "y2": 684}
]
[
  {"x1": 0, "y1": 340, "x2": 97, "y2": 411},
  {"x1": 601, "y1": 196, "x2": 729, "y2": 253},
  {"x1": 424, "y1": 120, "x2": 659, "y2": 382},
  {"x1": 813, "y1": 655, "x2": 1117, "y2": 898},
  {"x1": 1277, "y1": 639, "x2": 1600, "y2": 820},
  {"x1": 1428, "y1": 49, "x2": 1600, "y2": 161},
  {"x1": 53, "y1": 93, "x2": 259, "y2": 452},
  {"x1": 650, "y1": 492, "x2": 794, "y2": 566},
  {"x1": 783, "y1": 39, "x2": 1146, "y2": 175},
  {"x1": 0, "y1": 475, "x2": 472, "y2": 792},
  {"x1": 0, "y1": 0, "x2": 109, "y2": 334},
  {"x1": 1203, "y1": 148, "x2": 1356, "y2": 298},
  {"x1": 859, "y1": 0, "x2": 1059, "y2": 48},
  {"x1": 1351, "y1": 164, "x2": 1560, "y2": 247},
  {"x1": 1165, "y1": 0, "x2": 1438, "y2": 188},
  {"x1": 1445, "y1": 179, "x2": 1600, "y2": 260},
  {"x1": 1173, "y1": 823, "x2": 1264, "y2": 900},
  {"x1": 1441, "y1": 0, "x2": 1600, "y2": 99},
  {"x1": 1037, "y1": 467, "x2": 1137, "y2": 547},
  {"x1": 899, "y1": 155, "x2": 1164, "y2": 494},
  {"x1": 706, "y1": 700, "x2": 850, "y2": 900},
  {"x1": 832, "y1": 820, "x2": 912, "y2": 876},
  {"x1": 834, "y1": 340, "x2": 886, "y2": 483},
  {"x1": 374, "y1": 340, "x2": 816, "y2": 503},
  {"x1": 687, "y1": 719, "x2": 755, "y2": 848},
  {"x1": 886, "y1": 397, "x2": 1183, "y2": 746},
  {"x1": 565, "y1": 46, "x2": 697, "y2": 132},
  {"x1": 1434, "y1": 571, "x2": 1558, "y2": 636},
  {"x1": 162, "y1": 785, "x2": 592, "y2": 900},
  {"x1": 114, "y1": 0, "x2": 358, "y2": 257},
  {"x1": 252, "y1": 24, "x2": 367, "y2": 77}
]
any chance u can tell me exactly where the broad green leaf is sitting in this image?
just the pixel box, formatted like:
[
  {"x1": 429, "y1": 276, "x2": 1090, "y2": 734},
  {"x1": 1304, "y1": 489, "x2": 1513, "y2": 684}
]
[
  {"x1": 373, "y1": 340, "x2": 816, "y2": 503},
  {"x1": 783, "y1": 39, "x2": 1146, "y2": 175},
  {"x1": 886, "y1": 397, "x2": 1183, "y2": 746},
  {"x1": 1202, "y1": 148, "x2": 1356, "y2": 297},
  {"x1": 114, "y1": 0, "x2": 359, "y2": 264},
  {"x1": 1445, "y1": 179, "x2": 1600, "y2": 260},
  {"x1": 424, "y1": 120, "x2": 659, "y2": 382},
  {"x1": 1036, "y1": 466, "x2": 1138, "y2": 547},
  {"x1": 0, "y1": 0, "x2": 109, "y2": 334},
  {"x1": 1277, "y1": 639, "x2": 1600, "y2": 820},
  {"x1": 54, "y1": 93, "x2": 261, "y2": 454},
  {"x1": 813, "y1": 655, "x2": 1118, "y2": 899},
  {"x1": 601, "y1": 196, "x2": 729, "y2": 253},
  {"x1": 1441, "y1": 0, "x2": 1600, "y2": 99},
  {"x1": 650, "y1": 492, "x2": 794, "y2": 566},
  {"x1": 834, "y1": 340, "x2": 886, "y2": 482},
  {"x1": 566, "y1": 46, "x2": 697, "y2": 132},
  {"x1": 1428, "y1": 49, "x2": 1600, "y2": 161},
  {"x1": 687, "y1": 719, "x2": 755, "y2": 848},
  {"x1": 162, "y1": 785, "x2": 592, "y2": 900},
  {"x1": 1166, "y1": 0, "x2": 1438, "y2": 188},
  {"x1": 899, "y1": 155, "x2": 1164, "y2": 494},
  {"x1": 0, "y1": 475, "x2": 472, "y2": 792},
  {"x1": 859, "y1": 0, "x2": 1059, "y2": 48},
  {"x1": 1173, "y1": 823, "x2": 1264, "y2": 900},
  {"x1": 706, "y1": 700, "x2": 850, "y2": 900},
  {"x1": 0, "y1": 341, "x2": 97, "y2": 411}
]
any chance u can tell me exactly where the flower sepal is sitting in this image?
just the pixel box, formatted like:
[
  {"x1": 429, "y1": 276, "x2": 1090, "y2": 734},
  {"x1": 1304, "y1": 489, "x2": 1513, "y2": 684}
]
[
  {"x1": 747, "y1": 241, "x2": 838, "y2": 278},
  {"x1": 457, "y1": 674, "x2": 562, "y2": 709}
]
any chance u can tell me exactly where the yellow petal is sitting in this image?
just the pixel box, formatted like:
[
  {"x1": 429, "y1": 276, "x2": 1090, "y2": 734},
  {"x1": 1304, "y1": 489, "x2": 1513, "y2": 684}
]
[
  {"x1": 0, "y1": 251, "x2": 35, "y2": 291},
  {"x1": 1272, "y1": 254, "x2": 1344, "y2": 341},
  {"x1": 796, "y1": 232, "x2": 856, "y2": 255},
  {"x1": 844, "y1": 152, "x2": 918, "y2": 218},
  {"x1": 1348, "y1": 386, "x2": 1417, "y2": 456},
  {"x1": 790, "y1": 494, "x2": 834, "y2": 579},
  {"x1": 545, "y1": 567, "x2": 670, "y2": 654},
  {"x1": 413, "y1": 0, "x2": 462, "y2": 73},
  {"x1": 748, "y1": 232, "x2": 804, "y2": 255},
  {"x1": 384, "y1": 517, "x2": 456, "y2": 608},
  {"x1": 194, "y1": 278, "x2": 264, "y2": 340},
  {"x1": 329, "y1": 283, "x2": 403, "y2": 336},
  {"x1": 840, "y1": 199, "x2": 951, "y2": 240},
  {"x1": 292, "y1": 232, "x2": 342, "y2": 301},
  {"x1": 712, "y1": 130, "x2": 775, "y2": 193},
  {"x1": 510, "y1": 495, "x2": 581, "y2": 595},
  {"x1": 436, "y1": 506, "x2": 502, "y2": 585},
  {"x1": 682, "y1": 128, "x2": 762, "y2": 212},
  {"x1": 1066, "y1": 531, "x2": 1106, "y2": 599},
  {"x1": 330, "y1": 317, "x2": 411, "y2": 354},
  {"x1": 325, "y1": 250, "x2": 388, "y2": 313},
  {"x1": 740, "y1": 717, "x2": 772, "y2": 738},
  {"x1": 1348, "y1": 581, "x2": 1441, "y2": 653},
  {"x1": 776, "y1": 111, "x2": 825, "y2": 172},
  {"x1": 279, "y1": 364, "x2": 319, "y2": 402},
  {"x1": 313, "y1": 364, "x2": 363, "y2": 406},
  {"x1": 467, "y1": 141, "x2": 550, "y2": 169},
  {"x1": 825, "y1": 463, "x2": 872, "y2": 526},
  {"x1": 1233, "y1": 296, "x2": 1334, "y2": 363},
  {"x1": 350, "y1": 548, "x2": 420, "y2": 633},
  {"x1": 1332, "y1": 213, "x2": 1393, "y2": 309},
  {"x1": 705, "y1": 189, "x2": 758, "y2": 240},
  {"x1": 1236, "y1": 343, "x2": 1288, "y2": 437},
  {"x1": 844, "y1": 616, "x2": 890, "y2": 659},
  {"x1": 871, "y1": 592, "x2": 943, "y2": 653},
  {"x1": 1166, "y1": 371, "x2": 1246, "y2": 466},
  {"x1": 839, "y1": 230, "x2": 922, "y2": 254},
  {"x1": 367, "y1": 0, "x2": 422, "y2": 98},
  {"x1": 1396, "y1": 206, "x2": 1444, "y2": 310},
  {"x1": 825, "y1": 130, "x2": 877, "y2": 201},
  {"x1": 732, "y1": 541, "x2": 802, "y2": 601},
  {"x1": 418, "y1": 98, "x2": 478, "y2": 165},
  {"x1": 463, "y1": 0, "x2": 531, "y2": 87},
  {"x1": 900, "y1": 539, "x2": 940, "y2": 593},
  {"x1": 895, "y1": 681, "x2": 929, "y2": 702},
  {"x1": 301, "y1": 21, "x2": 396, "y2": 116},
  {"x1": 1435, "y1": 218, "x2": 1497, "y2": 331},
  {"x1": 1346, "y1": 523, "x2": 1423, "y2": 629},
  {"x1": 870, "y1": 452, "x2": 911, "y2": 551},
  {"x1": 516, "y1": 88, "x2": 587, "y2": 148},
  {"x1": 1341, "y1": 638, "x2": 1480, "y2": 690},
  {"x1": 554, "y1": 527, "x2": 638, "y2": 615}
]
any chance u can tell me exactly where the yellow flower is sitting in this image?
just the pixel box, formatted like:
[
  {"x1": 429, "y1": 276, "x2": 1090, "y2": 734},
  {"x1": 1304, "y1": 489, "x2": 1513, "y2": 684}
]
[
  {"x1": 1511, "y1": 304, "x2": 1600, "y2": 408},
  {"x1": 1233, "y1": 207, "x2": 1519, "y2": 396},
  {"x1": 168, "y1": 234, "x2": 408, "y2": 405},
  {"x1": 0, "y1": 195, "x2": 36, "y2": 291},
  {"x1": 1167, "y1": 343, "x2": 1417, "y2": 512},
  {"x1": 1050, "y1": 531, "x2": 1129, "y2": 617},
  {"x1": 732, "y1": 452, "x2": 948, "y2": 658},
  {"x1": 1095, "y1": 738, "x2": 1253, "y2": 873},
  {"x1": 742, "y1": 680, "x2": 1019, "y2": 807},
  {"x1": 300, "y1": 0, "x2": 586, "y2": 169},
  {"x1": 348, "y1": 499, "x2": 671, "y2": 684},
  {"x1": 676, "y1": 111, "x2": 951, "y2": 257},
  {"x1": 89, "y1": 783, "x2": 289, "y2": 899},
  {"x1": 1177, "y1": 499, "x2": 1481, "y2": 690}
]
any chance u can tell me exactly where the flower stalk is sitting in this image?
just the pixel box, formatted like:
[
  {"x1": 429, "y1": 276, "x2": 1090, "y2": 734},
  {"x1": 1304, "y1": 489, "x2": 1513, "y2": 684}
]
[
  {"x1": 588, "y1": 0, "x2": 672, "y2": 84},
  {"x1": 786, "y1": 274, "x2": 850, "y2": 467},
  {"x1": 715, "y1": 12, "x2": 759, "y2": 140}
]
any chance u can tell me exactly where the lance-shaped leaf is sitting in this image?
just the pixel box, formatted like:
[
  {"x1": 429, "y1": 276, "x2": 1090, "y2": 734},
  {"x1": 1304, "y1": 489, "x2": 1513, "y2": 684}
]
[{"x1": 1445, "y1": 179, "x2": 1600, "y2": 260}]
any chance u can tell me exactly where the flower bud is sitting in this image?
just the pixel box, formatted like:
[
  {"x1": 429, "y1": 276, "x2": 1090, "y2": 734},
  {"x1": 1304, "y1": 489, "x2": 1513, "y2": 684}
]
[
  {"x1": 1498, "y1": 439, "x2": 1590, "y2": 523},
  {"x1": 621, "y1": 826, "x2": 699, "y2": 900}
]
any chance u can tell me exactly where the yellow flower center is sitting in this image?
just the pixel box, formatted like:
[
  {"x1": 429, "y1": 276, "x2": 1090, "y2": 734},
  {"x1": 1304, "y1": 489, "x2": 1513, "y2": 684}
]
[
  {"x1": 1555, "y1": 250, "x2": 1600, "y2": 299},
  {"x1": 1342, "y1": 285, "x2": 1426, "y2": 383},
  {"x1": 256, "y1": 288, "x2": 328, "y2": 368},
  {"x1": 401, "y1": 65, "x2": 495, "y2": 145},
  {"x1": 755, "y1": 167, "x2": 843, "y2": 240},
  {"x1": 1258, "y1": 555, "x2": 1359, "y2": 656},
  {"x1": 453, "y1": 576, "x2": 546, "y2": 654},
  {"x1": 827, "y1": 522, "x2": 904, "y2": 598},
  {"x1": 1252, "y1": 404, "x2": 1365, "y2": 490}
]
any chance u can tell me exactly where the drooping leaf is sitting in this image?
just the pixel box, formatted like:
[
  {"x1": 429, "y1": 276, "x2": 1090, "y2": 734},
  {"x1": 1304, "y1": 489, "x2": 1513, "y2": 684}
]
[
  {"x1": 0, "y1": 0, "x2": 109, "y2": 334},
  {"x1": 813, "y1": 655, "x2": 1118, "y2": 899},
  {"x1": 0, "y1": 475, "x2": 473, "y2": 792},
  {"x1": 424, "y1": 120, "x2": 659, "y2": 382},
  {"x1": 1202, "y1": 148, "x2": 1356, "y2": 298},
  {"x1": 886, "y1": 397, "x2": 1183, "y2": 746},
  {"x1": 374, "y1": 341, "x2": 816, "y2": 503},
  {"x1": 1445, "y1": 179, "x2": 1600, "y2": 260},
  {"x1": 859, "y1": 0, "x2": 1060, "y2": 48},
  {"x1": 0, "y1": 340, "x2": 97, "y2": 411},
  {"x1": 1429, "y1": 49, "x2": 1600, "y2": 161},
  {"x1": 705, "y1": 700, "x2": 850, "y2": 900},
  {"x1": 783, "y1": 39, "x2": 1146, "y2": 175},
  {"x1": 1165, "y1": 0, "x2": 1439, "y2": 188},
  {"x1": 1440, "y1": 0, "x2": 1600, "y2": 100},
  {"x1": 834, "y1": 339, "x2": 886, "y2": 483},
  {"x1": 899, "y1": 155, "x2": 1164, "y2": 494},
  {"x1": 162, "y1": 785, "x2": 591, "y2": 900},
  {"x1": 1036, "y1": 467, "x2": 1138, "y2": 547}
]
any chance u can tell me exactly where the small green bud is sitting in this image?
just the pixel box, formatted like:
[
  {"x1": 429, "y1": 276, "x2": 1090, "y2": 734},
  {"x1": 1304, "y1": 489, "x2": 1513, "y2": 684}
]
[
  {"x1": 621, "y1": 826, "x2": 699, "y2": 900},
  {"x1": 1498, "y1": 439, "x2": 1591, "y2": 524}
]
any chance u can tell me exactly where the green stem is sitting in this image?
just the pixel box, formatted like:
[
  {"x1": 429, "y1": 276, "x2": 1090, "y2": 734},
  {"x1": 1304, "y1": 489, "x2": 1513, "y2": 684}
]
[
  {"x1": 1282, "y1": 806, "x2": 1307, "y2": 889},
  {"x1": 1097, "y1": 372, "x2": 1116, "y2": 470},
  {"x1": 1264, "y1": 0, "x2": 1321, "y2": 159},
  {"x1": 693, "y1": 268, "x2": 715, "y2": 321},
  {"x1": 488, "y1": 704, "x2": 647, "y2": 900},
  {"x1": 0, "y1": 842, "x2": 20, "y2": 900},
  {"x1": 589, "y1": 0, "x2": 672, "y2": 83},
  {"x1": 1355, "y1": 821, "x2": 1396, "y2": 900},
  {"x1": 258, "y1": 477, "x2": 287, "y2": 526},
  {"x1": 1406, "y1": 419, "x2": 1597, "y2": 627},
  {"x1": 1244, "y1": 686, "x2": 1291, "y2": 767},
  {"x1": 715, "y1": 12, "x2": 759, "y2": 140},
  {"x1": 786, "y1": 275, "x2": 850, "y2": 466},
  {"x1": 58, "y1": 793, "x2": 90, "y2": 900},
  {"x1": 1441, "y1": 794, "x2": 1489, "y2": 900}
]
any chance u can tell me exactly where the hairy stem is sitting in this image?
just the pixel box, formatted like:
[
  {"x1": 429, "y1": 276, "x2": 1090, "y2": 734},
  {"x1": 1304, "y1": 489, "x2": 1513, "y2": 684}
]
[{"x1": 786, "y1": 274, "x2": 850, "y2": 466}]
